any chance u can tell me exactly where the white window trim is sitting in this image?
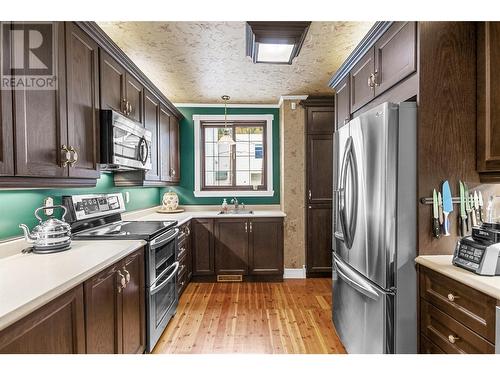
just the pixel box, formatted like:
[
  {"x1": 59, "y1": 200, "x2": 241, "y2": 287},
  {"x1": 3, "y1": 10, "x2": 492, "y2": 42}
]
[{"x1": 193, "y1": 114, "x2": 274, "y2": 197}]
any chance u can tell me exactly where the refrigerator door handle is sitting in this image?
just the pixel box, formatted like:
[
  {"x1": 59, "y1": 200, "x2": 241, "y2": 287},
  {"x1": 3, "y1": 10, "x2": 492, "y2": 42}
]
[
  {"x1": 334, "y1": 257, "x2": 380, "y2": 301},
  {"x1": 339, "y1": 137, "x2": 357, "y2": 249}
]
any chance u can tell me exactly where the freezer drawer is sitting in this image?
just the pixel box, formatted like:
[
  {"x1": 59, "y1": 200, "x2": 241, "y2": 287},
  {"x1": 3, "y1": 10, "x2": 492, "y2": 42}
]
[{"x1": 332, "y1": 254, "x2": 394, "y2": 353}]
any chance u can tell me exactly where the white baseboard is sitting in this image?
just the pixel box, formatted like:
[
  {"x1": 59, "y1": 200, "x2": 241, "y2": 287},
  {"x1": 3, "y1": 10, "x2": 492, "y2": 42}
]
[{"x1": 283, "y1": 267, "x2": 306, "y2": 279}]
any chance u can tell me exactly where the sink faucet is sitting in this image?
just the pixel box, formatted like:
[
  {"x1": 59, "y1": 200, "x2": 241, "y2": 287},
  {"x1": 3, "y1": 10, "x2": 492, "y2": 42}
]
[{"x1": 231, "y1": 198, "x2": 239, "y2": 211}]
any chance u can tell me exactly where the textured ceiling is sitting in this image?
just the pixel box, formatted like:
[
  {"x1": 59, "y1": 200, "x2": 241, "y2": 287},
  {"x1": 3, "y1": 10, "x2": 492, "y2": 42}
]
[{"x1": 97, "y1": 21, "x2": 374, "y2": 104}]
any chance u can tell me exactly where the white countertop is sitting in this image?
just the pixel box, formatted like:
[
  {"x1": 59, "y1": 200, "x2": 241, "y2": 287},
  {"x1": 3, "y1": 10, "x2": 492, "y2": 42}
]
[
  {"x1": 0, "y1": 205, "x2": 285, "y2": 330},
  {"x1": 415, "y1": 255, "x2": 500, "y2": 300},
  {"x1": 0, "y1": 239, "x2": 145, "y2": 331}
]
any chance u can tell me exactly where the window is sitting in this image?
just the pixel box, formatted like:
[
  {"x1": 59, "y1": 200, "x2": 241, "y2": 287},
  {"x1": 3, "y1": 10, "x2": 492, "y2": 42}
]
[
  {"x1": 202, "y1": 122, "x2": 266, "y2": 190},
  {"x1": 193, "y1": 114, "x2": 274, "y2": 197}
]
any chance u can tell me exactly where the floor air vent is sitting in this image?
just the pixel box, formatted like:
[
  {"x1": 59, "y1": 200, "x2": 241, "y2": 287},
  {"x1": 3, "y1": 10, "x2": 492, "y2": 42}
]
[{"x1": 217, "y1": 275, "x2": 243, "y2": 282}]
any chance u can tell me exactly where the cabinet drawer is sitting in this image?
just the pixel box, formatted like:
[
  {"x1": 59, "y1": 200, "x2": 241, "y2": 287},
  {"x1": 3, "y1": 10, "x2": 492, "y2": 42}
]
[
  {"x1": 419, "y1": 334, "x2": 445, "y2": 354},
  {"x1": 420, "y1": 299, "x2": 495, "y2": 354},
  {"x1": 419, "y1": 267, "x2": 496, "y2": 342}
]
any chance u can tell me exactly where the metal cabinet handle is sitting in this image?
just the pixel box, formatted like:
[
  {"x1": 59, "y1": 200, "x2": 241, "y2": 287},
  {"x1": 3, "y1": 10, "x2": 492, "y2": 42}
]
[
  {"x1": 68, "y1": 146, "x2": 78, "y2": 166},
  {"x1": 128, "y1": 102, "x2": 133, "y2": 115},
  {"x1": 447, "y1": 293, "x2": 459, "y2": 302},
  {"x1": 178, "y1": 264, "x2": 186, "y2": 275},
  {"x1": 249, "y1": 222, "x2": 253, "y2": 233},
  {"x1": 123, "y1": 268, "x2": 131, "y2": 284},
  {"x1": 373, "y1": 70, "x2": 379, "y2": 87},
  {"x1": 170, "y1": 168, "x2": 176, "y2": 177},
  {"x1": 368, "y1": 73, "x2": 374, "y2": 88},
  {"x1": 121, "y1": 98, "x2": 127, "y2": 114},
  {"x1": 117, "y1": 270, "x2": 126, "y2": 293},
  {"x1": 185, "y1": 226, "x2": 191, "y2": 236},
  {"x1": 61, "y1": 145, "x2": 71, "y2": 167},
  {"x1": 448, "y1": 335, "x2": 460, "y2": 344},
  {"x1": 178, "y1": 246, "x2": 186, "y2": 259},
  {"x1": 308, "y1": 190, "x2": 312, "y2": 200},
  {"x1": 244, "y1": 222, "x2": 248, "y2": 233}
]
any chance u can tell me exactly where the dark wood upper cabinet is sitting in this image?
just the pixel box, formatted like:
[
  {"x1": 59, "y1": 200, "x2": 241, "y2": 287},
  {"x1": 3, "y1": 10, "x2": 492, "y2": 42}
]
[
  {"x1": 350, "y1": 49, "x2": 375, "y2": 112},
  {"x1": 144, "y1": 89, "x2": 160, "y2": 181},
  {"x1": 249, "y1": 218, "x2": 284, "y2": 275},
  {"x1": 169, "y1": 115, "x2": 180, "y2": 182},
  {"x1": 0, "y1": 285, "x2": 85, "y2": 354},
  {"x1": 99, "y1": 49, "x2": 126, "y2": 114},
  {"x1": 192, "y1": 219, "x2": 215, "y2": 276},
  {"x1": 84, "y1": 261, "x2": 122, "y2": 354},
  {"x1": 477, "y1": 22, "x2": 500, "y2": 179},
  {"x1": 120, "y1": 248, "x2": 146, "y2": 354},
  {"x1": 374, "y1": 21, "x2": 417, "y2": 96},
  {"x1": 306, "y1": 106, "x2": 335, "y2": 134},
  {"x1": 159, "y1": 104, "x2": 171, "y2": 181},
  {"x1": 12, "y1": 22, "x2": 68, "y2": 178},
  {"x1": 306, "y1": 205, "x2": 333, "y2": 275},
  {"x1": 307, "y1": 134, "x2": 333, "y2": 204},
  {"x1": 125, "y1": 73, "x2": 143, "y2": 124},
  {"x1": 334, "y1": 76, "x2": 350, "y2": 130},
  {"x1": 214, "y1": 218, "x2": 249, "y2": 275},
  {"x1": 0, "y1": 58, "x2": 13, "y2": 176},
  {"x1": 65, "y1": 22, "x2": 100, "y2": 179}
]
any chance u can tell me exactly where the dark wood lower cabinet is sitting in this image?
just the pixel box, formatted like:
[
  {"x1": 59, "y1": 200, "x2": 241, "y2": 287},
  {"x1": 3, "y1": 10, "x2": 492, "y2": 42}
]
[
  {"x1": 192, "y1": 219, "x2": 215, "y2": 277},
  {"x1": 249, "y1": 218, "x2": 284, "y2": 276},
  {"x1": 215, "y1": 218, "x2": 249, "y2": 275},
  {"x1": 85, "y1": 247, "x2": 145, "y2": 354},
  {"x1": 307, "y1": 205, "x2": 333, "y2": 277},
  {"x1": 0, "y1": 286, "x2": 85, "y2": 354},
  {"x1": 418, "y1": 265, "x2": 497, "y2": 354}
]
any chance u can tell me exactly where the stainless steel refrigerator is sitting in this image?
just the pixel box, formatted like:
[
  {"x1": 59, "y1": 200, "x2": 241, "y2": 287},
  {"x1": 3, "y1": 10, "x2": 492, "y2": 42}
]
[{"x1": 332, "y1": 102, "x2": 417, "y2": 354}]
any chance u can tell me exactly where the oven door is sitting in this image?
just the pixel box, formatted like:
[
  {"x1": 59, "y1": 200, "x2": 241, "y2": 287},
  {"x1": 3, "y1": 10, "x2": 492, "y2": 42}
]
[
  {"x1": 147, "y1": 261, "x2": 179, "y2": 352},
  {"x1": 112, "y1": 112, "x2": 152, "y2": 170},
  {"x1": 147, "y1": 228, "x2": 179, "y2": 286}
]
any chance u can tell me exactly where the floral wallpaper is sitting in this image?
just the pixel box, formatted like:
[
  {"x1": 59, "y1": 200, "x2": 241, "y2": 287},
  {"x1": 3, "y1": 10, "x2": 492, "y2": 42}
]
[{"x1": 97, "y1": 21, "x2": 374, "y2": 103}]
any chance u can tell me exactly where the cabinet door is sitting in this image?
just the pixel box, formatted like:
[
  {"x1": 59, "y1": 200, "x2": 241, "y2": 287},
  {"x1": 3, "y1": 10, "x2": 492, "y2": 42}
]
[
  {"x1": 0, "y1": 63, "x2": 13, "y2": 176},
  {"x1": 125, "y1": 73, "x2": 143, "y2": 124},
  {"x1": 99, "y1": 49, "x2": 126, "y2": 114},
  {"x1": 350, "y1": 48, "x2": 375, "y2": 112},
  {"x1": 121, "y1": 248, "x2": 146, "y2": 354},
  {"x1": 477, "y1": 22, "x2": 500, "y2": 174},
  {"x1": 307, "y1": 134, "x2": 333, "y2": 204},
  {"x1": 65, "y1": 22, "x2": 100, "y2": 179},
  {"x1": 334, "y1": 76, "x2": 350, "y2": 130},
  {"x1": 214, "y1": 218, "x2": 249, "y2": 275},
  {"x1": 374, "y1": 21, "x2": 417, "y2": 96},
  {"x1": 0, "y1": 285, "x2": 85, "y2": 354},
  {"x1": 144, "y1": 89, "x2": 160, "y2": 181},
  {"x1": 306, "y1": 106, "x2": 334, "y2": 134},
  {"x1": 12, "y1": 22, "x2": 68, "y2": 177},
  {"x1": 306, "y1": 205, "x2": 333, "y2": 276},
  {"x1": 192, "y1": 219, "x2": 215, "y2": 276},
  {"x1": 169, "y1": 115, "x2": 180, "y2": 182},
  {"x1": 249, "y1": 218, "x2": 283, "y2": 276},
  {"x1": 84, "y1": 262, "x2": 122, "y2": 354},
  {"x1": 159, "y1": 104, "x2": 171, "y2": 181}
]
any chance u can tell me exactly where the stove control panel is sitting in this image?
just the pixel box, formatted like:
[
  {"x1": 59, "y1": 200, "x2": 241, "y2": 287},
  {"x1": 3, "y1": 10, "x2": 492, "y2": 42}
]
[{"x1": 63, "y1": 193, "x2": 125, "y2": 222}]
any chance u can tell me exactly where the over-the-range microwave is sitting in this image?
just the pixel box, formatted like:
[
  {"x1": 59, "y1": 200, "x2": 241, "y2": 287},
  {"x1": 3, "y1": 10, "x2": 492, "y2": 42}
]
[{"x1": 100, "y1": 109, "x2": 152, "y2": 171}]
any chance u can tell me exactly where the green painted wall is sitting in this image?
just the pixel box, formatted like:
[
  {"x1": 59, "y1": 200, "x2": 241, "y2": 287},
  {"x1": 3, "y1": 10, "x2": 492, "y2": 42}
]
[
  {"x1": 161, "y1": 106, "x2": 280, "y2": 206},
  {"x1": 0, "y1": 173, "x2": 161, "y2": 240}
]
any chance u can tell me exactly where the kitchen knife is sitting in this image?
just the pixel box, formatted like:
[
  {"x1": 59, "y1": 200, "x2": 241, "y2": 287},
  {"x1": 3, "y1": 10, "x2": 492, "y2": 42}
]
[
  {"x1": 438, "y1": 192, "x2": 444, "y2": 225},
  {"x1": 432, "y1": 189, "x2": 440, "y2": 238},
  {"x1": 464, "y1": 182, "x2": 471, "y2": 232},
  {"x1": 478, "y1": 191, "x2": 484, "y2": 223},
  {"x1": 459, "y1": 181, "x2": 467, "y2": 237},
  {"x1": 473, "y1": 191, "x2": 480, "y2": 226},
  {"x1": 442, "y1": 181, "x2": 453, "y2": 236},
  {"x1": 470, "y1": 194, "x2": 477, "y2": 227}
]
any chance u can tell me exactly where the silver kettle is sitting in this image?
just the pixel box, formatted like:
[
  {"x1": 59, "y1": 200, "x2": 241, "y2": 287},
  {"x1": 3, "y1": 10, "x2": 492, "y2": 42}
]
[{"x1": 19, "y1": 205, "x2": 72, "y2": 253}]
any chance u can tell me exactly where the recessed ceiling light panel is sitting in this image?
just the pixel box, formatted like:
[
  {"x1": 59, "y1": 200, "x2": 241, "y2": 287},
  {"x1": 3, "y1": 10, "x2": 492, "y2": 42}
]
[{"x1": 246, "y1": 21, "x2": 311, "y2": 65}]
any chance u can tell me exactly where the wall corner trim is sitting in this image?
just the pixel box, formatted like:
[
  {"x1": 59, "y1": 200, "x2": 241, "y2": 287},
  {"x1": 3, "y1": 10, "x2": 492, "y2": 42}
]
[
  {"x1": 283, "y1": 267, "x2": 306, "y2": 279},
  {"x1": 278, "y1": 95, "x2": 309, "y2": 107}
]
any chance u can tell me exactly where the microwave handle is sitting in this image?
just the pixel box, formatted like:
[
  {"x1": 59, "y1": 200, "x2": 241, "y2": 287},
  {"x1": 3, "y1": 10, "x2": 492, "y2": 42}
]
[{"x1": 150, "y1": 261, "x2": 179, "y2": 295}]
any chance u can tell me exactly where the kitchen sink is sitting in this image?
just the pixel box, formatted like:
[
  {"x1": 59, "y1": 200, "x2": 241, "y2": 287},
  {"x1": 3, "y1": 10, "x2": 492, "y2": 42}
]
[{"x1": 218, "y1": 210, "x2": 254, "y2": 215}]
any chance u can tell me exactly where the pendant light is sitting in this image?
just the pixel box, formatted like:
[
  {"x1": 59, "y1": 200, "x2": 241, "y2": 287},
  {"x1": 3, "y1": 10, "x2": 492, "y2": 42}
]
[{"x1": 218, "y1": 95, "x2": 236, "y2": 145}]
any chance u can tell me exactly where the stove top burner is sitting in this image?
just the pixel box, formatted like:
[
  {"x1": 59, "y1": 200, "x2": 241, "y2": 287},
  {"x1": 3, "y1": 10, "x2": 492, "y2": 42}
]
[{"x1": 74, "y1": 220, "x2": 177, "y2": 241}]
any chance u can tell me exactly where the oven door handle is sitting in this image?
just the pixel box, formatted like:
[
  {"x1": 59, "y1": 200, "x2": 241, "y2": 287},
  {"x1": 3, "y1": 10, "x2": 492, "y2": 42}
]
[
  {"x1": 150, "y1": 261, "x2": 179, "y2": 295},
  {"x1": 150, "y1": 228, "x2": 179, "y2": 249}
]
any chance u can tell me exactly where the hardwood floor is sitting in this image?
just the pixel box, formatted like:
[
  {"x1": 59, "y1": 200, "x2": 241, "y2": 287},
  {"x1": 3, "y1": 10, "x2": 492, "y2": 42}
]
[{"x1": 153, "y1": 278, "x2": 346, "y2": 354}]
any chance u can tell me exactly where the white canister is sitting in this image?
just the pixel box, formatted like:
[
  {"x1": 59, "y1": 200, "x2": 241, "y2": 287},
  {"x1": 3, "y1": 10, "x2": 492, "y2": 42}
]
[{"x1": 162, "y1": 191, "x2": 179, "y2": 211}]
